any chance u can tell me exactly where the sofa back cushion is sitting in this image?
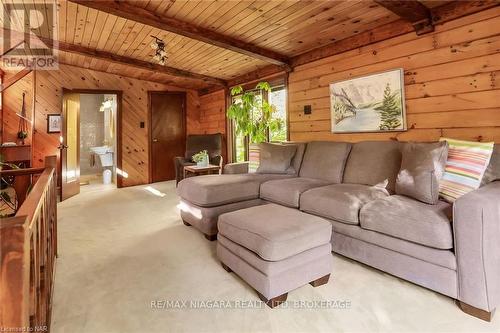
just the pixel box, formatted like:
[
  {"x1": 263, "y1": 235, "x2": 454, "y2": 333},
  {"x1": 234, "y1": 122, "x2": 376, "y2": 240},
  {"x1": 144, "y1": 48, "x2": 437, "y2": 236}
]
[
  {"x1": 284, "y1": 142, "x2": 307, "y2": 176},
  {"x1": 299, "y1": 141, "x2": 352, "y2": 183},
  {"x1": 343, "y1": 141, "x2": 402, "y2": 192},
  {"x1": 482, "y1": 144, "x2": 500, "y2": 186},
  {"x1": 395, "y1": 141, "x2": 449, "y2": 204},
  {"x1": 256, "y1": 143, "x2": 297, "y2": 174}
]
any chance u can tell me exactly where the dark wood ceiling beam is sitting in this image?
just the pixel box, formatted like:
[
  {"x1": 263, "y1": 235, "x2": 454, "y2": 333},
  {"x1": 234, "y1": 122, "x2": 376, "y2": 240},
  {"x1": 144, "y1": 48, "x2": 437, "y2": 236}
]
[
  {"x1": 68, "y1": 0, "x2": 291, "y2": 70},
  {"x1": 375, "y1": 1, "x2": 434, "y2": 35},
  {"x1": 53, "y1": 40, "x2": 227, "y2": 87}
]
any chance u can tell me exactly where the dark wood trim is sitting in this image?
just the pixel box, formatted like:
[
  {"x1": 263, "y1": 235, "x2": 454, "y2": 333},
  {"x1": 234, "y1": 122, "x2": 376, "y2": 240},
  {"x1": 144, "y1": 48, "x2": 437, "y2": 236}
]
[
  {"x1": 456, "y1": 300, "x2": 495, "y2": 322},
  {"x1": 61, "y1": 89, "x2": 123, "y2": 188},
  {"x1": 375, "y1": 1, "x2": 434, "y2": 35},
  {"x1": 147, "y1": 91, "x2": 187, "y2": 184},
  {"x1": 0, "y1": 67, "x2": 32, "y2": 92},
  {"x1": 56, "y1": 41, "x2": 226, "y2": 87},
  {"x1": 68, "y1": 0, "x2": 290, "y2": 69}
]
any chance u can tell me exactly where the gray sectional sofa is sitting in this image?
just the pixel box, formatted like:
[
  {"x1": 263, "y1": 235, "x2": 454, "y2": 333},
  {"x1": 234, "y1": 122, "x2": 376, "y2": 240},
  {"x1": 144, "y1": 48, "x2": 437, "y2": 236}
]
[{"x1": 177, "y1": 140, "x2": 500, "y2": 321}]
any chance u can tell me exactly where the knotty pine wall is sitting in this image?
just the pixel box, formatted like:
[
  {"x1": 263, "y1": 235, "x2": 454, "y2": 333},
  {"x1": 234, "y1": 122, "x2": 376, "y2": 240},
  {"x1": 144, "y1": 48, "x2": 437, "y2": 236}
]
[
  {"x1": 288, "y1": 7, "x2": 500, "y2": 143},
  {"x1": 193, "y1": 89, "x2": 227, "y2": 162},
  {"x1": 2, "y1": 64, "x2": 201, "y2": 187},
  {"x1": 2, "y1": 72, "x2": 34, "y2": 145}
]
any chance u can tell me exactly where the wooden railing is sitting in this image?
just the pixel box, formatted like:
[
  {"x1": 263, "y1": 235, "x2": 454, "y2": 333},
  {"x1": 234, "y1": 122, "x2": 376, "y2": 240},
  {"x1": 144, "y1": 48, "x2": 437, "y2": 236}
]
[{"x1": 0, "y1": 156, "x2": 58, "y2": 332}]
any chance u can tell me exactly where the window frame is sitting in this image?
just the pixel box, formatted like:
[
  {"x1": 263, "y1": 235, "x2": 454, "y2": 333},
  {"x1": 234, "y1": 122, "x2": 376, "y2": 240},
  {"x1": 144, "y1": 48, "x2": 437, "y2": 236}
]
[{"x1": 228, "y1": 80, "x2": 288, "y2": 163}]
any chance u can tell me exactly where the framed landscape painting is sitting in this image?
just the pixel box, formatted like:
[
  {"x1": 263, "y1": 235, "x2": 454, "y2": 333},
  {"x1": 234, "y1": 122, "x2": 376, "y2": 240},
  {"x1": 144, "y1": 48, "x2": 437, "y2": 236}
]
[{"x1": 330, "y1": 68, "x2": 407, "y2": 133}]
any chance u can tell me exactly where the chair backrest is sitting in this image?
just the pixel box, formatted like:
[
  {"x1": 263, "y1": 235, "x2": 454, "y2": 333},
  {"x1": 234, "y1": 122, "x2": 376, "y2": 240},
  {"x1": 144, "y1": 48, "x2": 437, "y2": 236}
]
[{"x1": 185, "y1": 133, "x2": 223, "y2": 160}]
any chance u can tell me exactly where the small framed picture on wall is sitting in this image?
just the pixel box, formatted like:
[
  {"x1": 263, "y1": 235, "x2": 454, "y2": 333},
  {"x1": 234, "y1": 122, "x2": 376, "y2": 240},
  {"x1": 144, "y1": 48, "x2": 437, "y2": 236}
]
[{"x1": 47, "y1": 114, "x2": 61, "y2": 133}]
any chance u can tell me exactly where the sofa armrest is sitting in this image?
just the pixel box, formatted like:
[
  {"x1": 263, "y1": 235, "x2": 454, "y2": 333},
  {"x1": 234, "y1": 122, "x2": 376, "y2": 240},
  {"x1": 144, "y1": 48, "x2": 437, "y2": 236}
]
[
  {"x1": 223, "y1": 162, "x2": 249, "y2": 174},
  {"x1": 453, "y1": 181, "x2": 500, "y2": 312}
]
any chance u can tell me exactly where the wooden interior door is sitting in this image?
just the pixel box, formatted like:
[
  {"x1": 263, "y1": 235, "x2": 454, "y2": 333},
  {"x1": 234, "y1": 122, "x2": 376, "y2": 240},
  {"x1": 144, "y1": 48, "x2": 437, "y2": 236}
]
[
  {"x1": 61, "y1": 92, "x2": 80, "y2": 200},
  {"x1": 150, "y1": 92, "x2": 185, "y2": 182}
]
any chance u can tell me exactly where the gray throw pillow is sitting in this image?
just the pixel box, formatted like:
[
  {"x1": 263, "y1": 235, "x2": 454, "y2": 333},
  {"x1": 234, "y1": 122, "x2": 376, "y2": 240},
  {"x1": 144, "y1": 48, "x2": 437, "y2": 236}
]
[
  {"x1": 481, "y1": 144, "x2": 500, "y2": 186},
  {"x1": 396, "y1": 141, "x2": 448, "y2": 204},
  {"x1": 256, "y1": 143, "x2": 297, "y2": 174}
]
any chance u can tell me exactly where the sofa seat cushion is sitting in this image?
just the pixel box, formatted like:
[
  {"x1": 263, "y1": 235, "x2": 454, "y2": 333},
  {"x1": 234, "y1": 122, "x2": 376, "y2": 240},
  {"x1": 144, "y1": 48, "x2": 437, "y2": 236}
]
[
  {"x1": 360, "y1": 195, "x2": 453, "y2": 249},
  {"x1": 218, "y1": 204, "x2": 332, "y2": 261},
  {"x1": 177, "y1": 174, "x2": 292, "y2": 207},
  {"x1": 260, "y1": 177, "x2": 331, "y2": 208},
  {"x1": 300, "y1": 184, "x2": 390, "y2": 225}
]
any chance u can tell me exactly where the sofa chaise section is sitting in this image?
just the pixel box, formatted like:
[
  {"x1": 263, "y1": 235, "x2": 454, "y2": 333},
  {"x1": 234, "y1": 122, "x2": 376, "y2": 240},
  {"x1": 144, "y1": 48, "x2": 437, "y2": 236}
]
[{"x1": 177, "y1": 173, "x2": 292, "y2": 240}]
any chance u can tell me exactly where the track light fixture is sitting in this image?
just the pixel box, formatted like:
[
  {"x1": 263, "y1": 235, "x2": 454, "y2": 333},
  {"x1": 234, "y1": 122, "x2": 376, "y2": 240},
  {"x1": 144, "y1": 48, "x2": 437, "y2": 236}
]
[{"x1": 150, "y1": 36, "x2": 167, "y2": 65}]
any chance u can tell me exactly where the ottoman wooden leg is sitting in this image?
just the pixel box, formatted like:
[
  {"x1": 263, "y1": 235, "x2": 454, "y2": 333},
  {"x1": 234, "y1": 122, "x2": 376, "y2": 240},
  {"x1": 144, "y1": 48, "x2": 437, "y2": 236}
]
[
  {"x1": 205, "y1": 233, "x2": 217, "y2": 241},
  {"x1": 456, "y1": 300, "x2": 494, "y2": 322},
  {"x1": 182, "y1": 220, "x2": 191, "y2": 226},
  {"x1": 221, "y1": 262, "x2": 232, "y2": 273},
  {"x1": 258, "y1": 292, "x2": 288, "y2": 309},
  {"x1": 310, "y1": 274, "x2": 330, "y2": 287}
]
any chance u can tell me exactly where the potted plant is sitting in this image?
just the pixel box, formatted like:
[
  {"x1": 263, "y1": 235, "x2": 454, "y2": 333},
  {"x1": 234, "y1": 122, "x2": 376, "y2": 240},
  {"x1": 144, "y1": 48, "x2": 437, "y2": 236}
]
[
  {"x1": 192, "y1": 150, "x2": 209, "y2": 167},
  {"x1": 227, "y1": 81, "x2": 283, "y2": 144}
]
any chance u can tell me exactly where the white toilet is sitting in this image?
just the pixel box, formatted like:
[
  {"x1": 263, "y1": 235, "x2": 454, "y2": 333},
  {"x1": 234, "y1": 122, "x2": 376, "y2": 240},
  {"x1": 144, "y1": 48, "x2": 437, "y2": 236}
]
[{"x1": 90, "y1": 146, "x2": 114, "y2": 184}]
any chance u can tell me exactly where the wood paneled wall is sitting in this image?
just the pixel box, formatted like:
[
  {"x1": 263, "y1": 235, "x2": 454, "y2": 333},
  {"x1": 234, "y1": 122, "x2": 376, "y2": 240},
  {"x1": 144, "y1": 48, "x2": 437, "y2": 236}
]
[
  {"x1": 2, "y1": 72, "x2": 33, "y2": 145},
  {"x1": 2, "y1": 64, "x2": 200, "y2": 187},
  {"x1": 193, "y1": 89, "x2": 227, "y2": 162},
  {"x1": 288, "y1": 7, "x2": 500, "y2": 143}
]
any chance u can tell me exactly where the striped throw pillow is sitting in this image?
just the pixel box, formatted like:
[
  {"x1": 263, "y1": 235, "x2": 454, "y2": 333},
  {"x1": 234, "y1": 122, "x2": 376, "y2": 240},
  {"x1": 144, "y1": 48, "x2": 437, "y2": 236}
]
[
  {"x1": 248, "y1": 144, "x2": 260, "y2": 173},
  {"x1": 439, "y1": 138, "x2": 494, "y2": 203}
]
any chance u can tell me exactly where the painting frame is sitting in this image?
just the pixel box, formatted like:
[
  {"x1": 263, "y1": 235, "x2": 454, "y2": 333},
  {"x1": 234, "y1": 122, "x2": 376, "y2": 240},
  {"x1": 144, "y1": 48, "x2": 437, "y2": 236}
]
[
  {"x1": 47, "y1": 114, "x2": 61, "y2": 133},
  {"x1": 330, "y1": 68, "x2": 407, "y2": 133}
]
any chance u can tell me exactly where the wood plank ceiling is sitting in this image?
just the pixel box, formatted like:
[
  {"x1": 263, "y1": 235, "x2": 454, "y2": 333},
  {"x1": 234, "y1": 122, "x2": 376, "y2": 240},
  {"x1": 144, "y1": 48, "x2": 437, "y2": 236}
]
[
  {"x1": 58, "y1": 0, "x2": 406, "y2": 89},
  {"x1": 2, "y1": 0, "x2": 485, "y2": 91}
]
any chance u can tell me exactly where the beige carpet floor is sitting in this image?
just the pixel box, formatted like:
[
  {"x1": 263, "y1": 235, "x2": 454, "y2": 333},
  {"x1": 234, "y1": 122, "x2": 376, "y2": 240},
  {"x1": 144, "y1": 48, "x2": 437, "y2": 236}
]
[{"x1": 51, "y1": 181, "x2": 499, "y2": 333}]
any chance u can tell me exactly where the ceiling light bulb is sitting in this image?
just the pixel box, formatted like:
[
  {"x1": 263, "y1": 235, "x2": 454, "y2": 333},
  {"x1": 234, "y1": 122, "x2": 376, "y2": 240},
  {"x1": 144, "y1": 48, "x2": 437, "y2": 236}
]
[{"x1": 150, "y1": 42, "x2": 158, "y2": 49}]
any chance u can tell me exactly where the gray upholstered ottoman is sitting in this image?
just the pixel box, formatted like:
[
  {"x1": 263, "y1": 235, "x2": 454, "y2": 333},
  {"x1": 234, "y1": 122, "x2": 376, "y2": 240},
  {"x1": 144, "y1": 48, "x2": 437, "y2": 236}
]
[{"x1": 216, "y1": 204, "x2": 333, "y2": 308}]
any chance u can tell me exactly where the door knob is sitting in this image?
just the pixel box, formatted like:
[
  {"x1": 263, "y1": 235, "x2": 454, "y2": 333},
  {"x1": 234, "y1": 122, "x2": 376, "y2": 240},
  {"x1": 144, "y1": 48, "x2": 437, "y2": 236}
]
[{"x1": 153, "y1": 138, "x2": 158, "y2": 142}]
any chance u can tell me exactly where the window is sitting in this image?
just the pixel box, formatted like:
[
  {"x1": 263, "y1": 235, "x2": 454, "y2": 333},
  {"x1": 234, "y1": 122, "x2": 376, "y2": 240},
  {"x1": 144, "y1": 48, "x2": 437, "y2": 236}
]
[
  {"x1": 230, "y1": 83, "x2": 288, "y2": 162},
  {"x1": 269, "y1": 86, "x2": 287, "y2": 142}
]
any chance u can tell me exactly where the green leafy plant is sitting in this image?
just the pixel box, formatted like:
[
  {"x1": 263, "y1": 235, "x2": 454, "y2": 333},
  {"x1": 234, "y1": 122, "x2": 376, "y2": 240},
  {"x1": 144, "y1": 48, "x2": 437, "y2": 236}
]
[
  {"x1": 227, "y1": 81, "x2": 283, "y2": 144},
  {"x1": 192, "y1": 150, "x2": 208, "y2": 163},
  {"x1": 17, "y1": 130, "x2": 28, "y2": 140}
]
